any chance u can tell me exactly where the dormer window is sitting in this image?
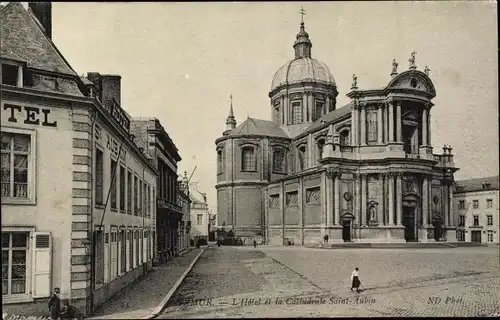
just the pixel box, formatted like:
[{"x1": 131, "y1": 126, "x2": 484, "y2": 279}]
[
  {"x1": 1, "y1": 63, "x2": 22, "y2": 87},
  {"x1": 272, "y1": 148, "x2": 285, "y2": 173},
  {"x1": 317, "y1": 138, "x2": 325, "y2": 162},
  {"x1": 482, "y1": 183, "x2": 491, "y2": 190},
  {"x1": 298, "y1": 146, "x2": 306, "y2": 171}
]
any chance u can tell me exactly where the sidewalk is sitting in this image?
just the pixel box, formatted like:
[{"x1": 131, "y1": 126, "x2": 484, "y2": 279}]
[{"x1": 89, "y1": 247, "x2": 203, "y2": 319}]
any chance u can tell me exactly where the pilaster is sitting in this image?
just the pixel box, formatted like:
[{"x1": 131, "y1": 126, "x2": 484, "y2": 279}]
[
  {"x1": 361, "y1": 174, "x2": 367, "y2": 226},
  {"x1": 422, "y1": 108, "x2": 428, "y2": 146},
  {"x1": 396, "y1": 173, "x2": 403, "y2": 226},
  {"x1": 387, "y1": 173, "x2": 395, "y2": 225},
  {"x1": 283, "y1": 94, "x2": 289, "y2": 125},
  {"x1": 396, "y1": 101, "x2": 402, "y2": 143},
  {"x1": 302, "y1": 92, "x2": 308, "y2": 123},
  {"x1": 377, "y1": 104, "x2": 383, "y2": 144},
  {"x1": 351, "y1": 104, "x2": 358, "y2": 146},
  {"x1": 360, "y1": 106, "x2": 366, "y2": 145},
  {"x1": 380, "y1": 173, "x2": 385, "y2": 224},
  {"x1": 321, "y1": 171, "x2": 328, "y2": 227},
  {"x1": 280, "y1": 180, "x2": 285, "y2": 239},
  {"x1": 388, "y1": 101, "x2": 394, "y2": 143},
  {"x1": 354, "y1": 173, "x2": 361, "y2": 225},
  {"x1": 422, "y1": 176, "x2": 429, "y2": 226},
  {"x1": 308, "y1": 92, "x2": 314, "y2": 122},
  {"x1": 334, "y1": 173, "x2": 341, "y2": 226},
  {"x1": 298, "y1": 177, "x2": 304, "y2": 244}
]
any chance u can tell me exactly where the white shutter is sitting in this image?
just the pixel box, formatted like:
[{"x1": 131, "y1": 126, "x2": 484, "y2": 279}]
[
  {"x1": 31, "y1": 232, "x2": 52, "y2": 298},
  {"x1": 142, "y1": 232, "x2": 147, "y2": 262},
  {"x1": 117, "y1": 234, "x2": 121, "y2": 275},
  {"x1": 125, "y1": 238, "x2": 130, "y2": 271}
]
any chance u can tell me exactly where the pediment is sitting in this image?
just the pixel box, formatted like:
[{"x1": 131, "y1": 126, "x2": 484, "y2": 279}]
[{"x1": 386, "y1": 70, "x2": 436, "y2": 97}]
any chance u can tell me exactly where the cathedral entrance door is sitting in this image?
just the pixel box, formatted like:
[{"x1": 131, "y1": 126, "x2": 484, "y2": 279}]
[
  {"x1": 402, "y1": 207, "x2": 416, "y2": 242},
  {"x1": 342, "y1": 220, "x2": 352, "y2": 242}
]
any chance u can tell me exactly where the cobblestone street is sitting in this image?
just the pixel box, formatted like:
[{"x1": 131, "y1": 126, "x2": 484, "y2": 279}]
[{"x1": 157, "y1": 245, "x2": 500, "y2": 318}]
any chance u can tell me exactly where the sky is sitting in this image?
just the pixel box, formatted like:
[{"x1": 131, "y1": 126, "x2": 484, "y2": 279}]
[{"x1": 9, "y1": 2, "x2": 499, "y2": 213}]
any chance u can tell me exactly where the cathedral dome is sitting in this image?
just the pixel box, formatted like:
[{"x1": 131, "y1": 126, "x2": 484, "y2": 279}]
[{"x1": 270, "y1": 57, "x2": 336, "y2": 92}]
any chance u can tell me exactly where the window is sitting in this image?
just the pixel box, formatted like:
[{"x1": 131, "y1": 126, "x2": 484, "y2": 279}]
[
  {"x1": 95, "y1": 148, "x2": 104, "y2": 205},
  {"x1": 269, "y1": 194, "x2": 280, "y2": 208},
  {"x1": 241, "y1": 147, "x2": 255, "y2": 171},
  {"x1": 217, "y1": 150, "x2": 223, "y2": 174},
  {"x1": 458, "y1": 200, "x2": 465, "y2": 209},
  {"x1": 197, "y1": 214, "x2": 203, "y2": 225},
  {"x1": 473, "y1": 215, "x2": 479, "y2": 226},
  {"x1": 104, "y1": 232, "x2": 109, "y2": 283},
  {"x1": 457, "y1": 230, "x2": 465, "y2": 242},
  {"x1": 473, "y1": 200, "x2": 479, "y2": 209},
  {"x1": 487, "y1": 215, "x2": 493, "y2": 226},
  {"x1": 458, "y1": 215, "x2": 465, "y2": 227},
  {"x1": 367, "y1": 110, "x2": 378, "y2": 143},
  {"x1": 127, "y1": 171, "x2": 132, "y2": 213},
  {"x1": 110, "y1": 160, "x2": 117, "y2": 210},
  {"x1": 2, "y1": 232, "x2": 29, "y2": 296},
  {"x1": 487, "y1": 230, "x2": 494, "y2": 242},
  {"x1": 291, "y1": 101, "x2": 302, "y2": 124},
  {"x1": 306, "y1": 187, "x2": 320, "y2": 204},
  {"x1": 110, "y1": 231, "x2": 117, "y2": 280},
  {"x1": 272, "y1": 149, "x2": 285, "y2": 173},
  {"x1": 487, "y1": 199, "x2": 493, "y2": 208},
  {"x1": 317, "y1": 139, "x2": 325, "y2": 161},
  {"x1": 1, "y1": 132, "x2": 32, "y2": 200},
  {"x1": 275, "y1": 103, "x2": 281, "y2": 125},
  {"x1": 286, "y1": 191, "x2": 298, "y2": 206},
  {"x1": 120, "y1": 230, "x2": 126, "y2": 274},
  {"x1": 339, "y1": 130, "x2": 350, "y2": 146},
  {"x1": 134, "y1": 176, "x2": 139, "y2": 215},
  {"x1": 139, "y1": 181, "x2": 143, "y2": 217},
  {"x1": 119, "y1": 166, "x2": 125, "y2": 211},
  {"x1": 482, "y1": 183, "x2": 491, "y2": 190},
  {"x1": 313, "y1": 101, "x2": 324, "y2": 122},
  {"x1": 1, "y1": 63, "x2": 20, "y2": 86},
  {"x1": 298, "y1": 146, "x2": 306, "y2": 171}
]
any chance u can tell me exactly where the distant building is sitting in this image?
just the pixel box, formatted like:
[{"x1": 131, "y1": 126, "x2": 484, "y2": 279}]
[
  {"x1": 130, "y1": 118, "x2": 184, "y2": 260},
  {"x1": 209, "y1": 213, "x2": 217, "y2": 241},
  {"x1": 215, "y1": 17, "x2": 458, "y2": 245},
  {"x1": 178, "y1": 171, "x2": 192, "y2": 252},
  {"x1": 454, "y1": 176, "x2": 499, "y2": 244},
  {"x1": 189, "y1": 182, "x2": 209, "y2": 242},
  {"x1": 1, "y1": 2, "x2": 157, "y2": 316}
]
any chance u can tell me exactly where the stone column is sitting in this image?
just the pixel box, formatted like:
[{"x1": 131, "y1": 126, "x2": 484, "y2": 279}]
[
  {"x1": 360, "y1": 106, "x2": 366, "y2": 145},
  {"x1": 422, "y1": 176, "x2": 429, "y2": 226},
  {"x1": 385, "y1": 103, "x2": 389, "y2": 143},
  {"x1": 334, "y1": 174, "x2": 341, "y2": 226},
  {"x1": 326, "y1": 95, "x2": 331, "y2": 114},
  {"x1": 351, "y1": 106, "x2": 358, "y2": 146},
  {"x1": 422, "y1": 108, "x2": 428, "y2": 146},
  {"x1": 428, "y1": 178, "x2": 433, "y2": 224},
  {"x1": 361, "y1": 174, "x2": 367, "y2": 225},
  {"x1": 298, "y1": 177, "x2": 304, "y2": 244},
  {"x1": 354, "y1": 174, "x2": 361, "y2": 225},
  {"x1": 388, "y1": 101, "x2": 394, "y2": 143},
  {"x1": 302, "y1": 93, "x2": 308, "y2": 123},
  {"x1": 308, "y1": 92, "x2": 314, "y2": 122},
  {"x1": 388, "y1": 173, "x2": 395, "y2": 225},
  {"x1": 396, "y1": 173, "x2": 403, "y2": 225},
  {"x1": 443, "y1": 184, "x2": 449, "y2": 227},
  {"x1": 396, "y1": 101, "x2": 402, "y2": 143},
  {"x1": 448, "y1": 184, "x2": 454, "y2": 227},
  {"x1": 280, "y1": 181, "x2": 285, "y2": 240},
  {"x1": 281, "y1": 95, "x2": 285, "y2": 126},
  {"x1": 323, "y1": 171, "x2": 330, "y2": 226},
  {"x1": 428, "y1": 112, "x2": 432, "y2": 146},
  {"x1": 377, "y1": 104, "x2": 383, "y2": 144},
  {"x1": 379, "y1": 174, "x2": 385, "y2": 224}
]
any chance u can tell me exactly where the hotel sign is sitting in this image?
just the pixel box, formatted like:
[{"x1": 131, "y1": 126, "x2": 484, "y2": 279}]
[
  {"x1": 102, "y1": 99, "x2": 130, "y2": 133},
  {"x1": 95, "y1": 123, "x2": 126, "y2": 161}
]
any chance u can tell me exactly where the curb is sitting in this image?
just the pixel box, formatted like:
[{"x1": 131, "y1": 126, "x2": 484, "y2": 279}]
[{"x1": 142, "y1": 247, "x2": 205, "y2": 319}]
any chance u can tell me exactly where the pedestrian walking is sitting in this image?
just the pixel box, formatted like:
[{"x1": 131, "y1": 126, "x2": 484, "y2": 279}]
[
  {"x1": 253, "y1": 239, "x2": 257, "y2": 248},
  {"x1": 48, "y1": 287, "x2": 61, "y2": 320},
  {"x1": 61, "y1": 299, "x2": 84, "y2": 320},
  {"x1": 350, "y1": 267, "x2": 361, "y2": 293}
]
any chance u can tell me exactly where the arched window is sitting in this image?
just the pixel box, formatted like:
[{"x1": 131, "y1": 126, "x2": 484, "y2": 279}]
[
  {"x1": 241, "y1": 147, "x2": 255, "y2": 171},
  {"x1": 298, "y1": 146, "x2": 306, "y2": 171},
  {"x1": 340, "y1": 130, "x2": 350, "y2": 146},
  {"x1": 272, "y1": 148, "x2": 285, "y2": 173},
  {"x1": 317, "y1": 138, "x2": 325, "y2": 161},
  {"x1": 217, "y1": 149, "x2": 224, "y2": 174},
  {"x1": 274, "y1": 102, "x2": 281, "y2": 125},
  {"x1": 367, "y1": 110, "x2": 378, "y2": 143},
  {"x1": 291, "y1": 101, "x2": 302, "y2": 124}
]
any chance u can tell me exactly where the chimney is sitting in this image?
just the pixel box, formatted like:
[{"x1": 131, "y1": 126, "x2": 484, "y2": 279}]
[
  {"x1": 28, "y1": 2, "x2": 52, "y2": 40},
  {"x1": 100, "y1": 75, "x2": 122, "y2": 106}
]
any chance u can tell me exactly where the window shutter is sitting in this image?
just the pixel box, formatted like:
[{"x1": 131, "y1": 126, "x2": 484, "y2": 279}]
[
  {"x1": 31, "y1": 232, "x2": 52, "y2": 298},
  {"x1": 104, "y1": 237, "x2": 109, "y2": 283}
]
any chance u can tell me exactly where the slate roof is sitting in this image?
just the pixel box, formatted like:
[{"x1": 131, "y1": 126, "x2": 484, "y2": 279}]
[
  {"x1": 228, "y1": 117, "x2": 290, "y2": 139},
  {"x1": 304, "y1": 102, "x2": 353, "y2": 133},
  {"x1": 454, "y1": 176, "x2": 499, "y2": 193},
  {"x1": 0, "y1": 2, "x2": 77, "y2": 75}
]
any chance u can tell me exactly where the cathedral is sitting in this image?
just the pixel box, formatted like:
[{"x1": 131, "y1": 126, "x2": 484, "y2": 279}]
[{"x1": 215, "y1": 18, "x2": 459, "y2": 245}]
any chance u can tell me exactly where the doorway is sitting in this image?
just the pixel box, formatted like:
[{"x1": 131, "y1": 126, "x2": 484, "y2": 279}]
[
  {"x1": 432, "y1": 216, "x2": 443, "y2": 241},
  {"x1": 471, "y1": 231, "x2": 481, "y2": 243},
  {"x1": 342, "y1": 220, "x2": 352, "y2": 242},
  {"x1": 402, "y1": 206, "x2": 416, "y2": 242}
]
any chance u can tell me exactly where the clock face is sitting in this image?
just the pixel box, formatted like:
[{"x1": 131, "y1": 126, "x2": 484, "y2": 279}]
[{"x1": 410, "y1": 78, "x2": 418, "y2": 88}]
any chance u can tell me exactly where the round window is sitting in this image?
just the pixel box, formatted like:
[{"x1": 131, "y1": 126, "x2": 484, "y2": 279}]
[{"x1": 410, "y1": 78, "x2": 418, "y2": 88}]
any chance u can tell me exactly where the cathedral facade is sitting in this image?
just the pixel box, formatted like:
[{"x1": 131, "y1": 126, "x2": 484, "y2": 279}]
[{"x1": 215, "y1": 20, "x2": 459, "y2": 245}]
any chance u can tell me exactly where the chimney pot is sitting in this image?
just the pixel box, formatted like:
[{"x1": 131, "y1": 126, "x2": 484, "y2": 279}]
[{"x1": 28, "y1": 2, "x2": 52, "y2": 40}]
